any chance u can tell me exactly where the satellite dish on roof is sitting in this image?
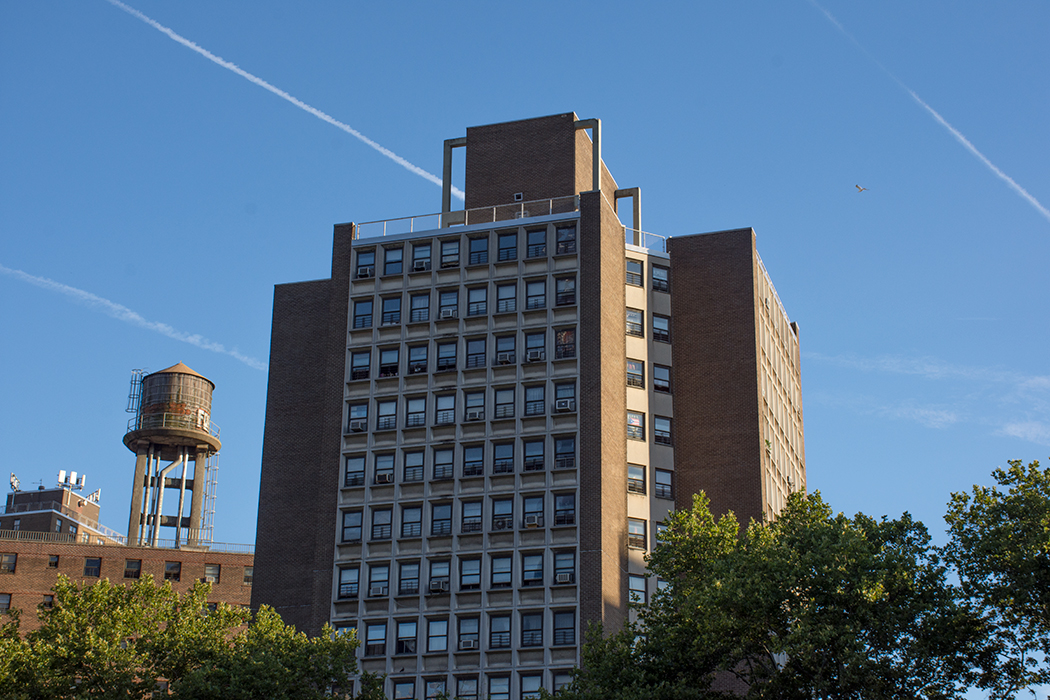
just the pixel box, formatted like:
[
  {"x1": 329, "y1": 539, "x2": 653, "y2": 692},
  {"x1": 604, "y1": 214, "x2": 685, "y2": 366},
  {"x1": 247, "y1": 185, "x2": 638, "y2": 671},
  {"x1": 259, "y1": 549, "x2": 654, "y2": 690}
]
[{"x1": 9, "y1": 473, "x2": 19, "y2": 492}]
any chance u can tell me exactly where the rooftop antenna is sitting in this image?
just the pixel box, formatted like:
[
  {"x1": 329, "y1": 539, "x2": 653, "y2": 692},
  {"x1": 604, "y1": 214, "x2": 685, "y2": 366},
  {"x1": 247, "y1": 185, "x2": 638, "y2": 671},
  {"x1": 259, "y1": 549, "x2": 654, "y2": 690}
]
[{"x1": 9, "y1": 473, "x2": 20, "y2": 492}]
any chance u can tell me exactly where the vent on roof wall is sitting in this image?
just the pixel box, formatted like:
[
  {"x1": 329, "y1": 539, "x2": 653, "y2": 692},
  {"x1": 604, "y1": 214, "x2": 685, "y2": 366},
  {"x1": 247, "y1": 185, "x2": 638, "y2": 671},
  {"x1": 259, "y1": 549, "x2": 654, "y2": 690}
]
[{"x1": 513, "y1": 192, "x2": 524, "y2": 202}]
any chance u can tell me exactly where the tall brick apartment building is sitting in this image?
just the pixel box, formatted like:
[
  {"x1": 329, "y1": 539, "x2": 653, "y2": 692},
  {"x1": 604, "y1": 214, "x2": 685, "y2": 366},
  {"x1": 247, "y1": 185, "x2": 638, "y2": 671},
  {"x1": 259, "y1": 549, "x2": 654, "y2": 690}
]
[{"x1": 253, "y1": 113, "x2": 805, "y2": 700}]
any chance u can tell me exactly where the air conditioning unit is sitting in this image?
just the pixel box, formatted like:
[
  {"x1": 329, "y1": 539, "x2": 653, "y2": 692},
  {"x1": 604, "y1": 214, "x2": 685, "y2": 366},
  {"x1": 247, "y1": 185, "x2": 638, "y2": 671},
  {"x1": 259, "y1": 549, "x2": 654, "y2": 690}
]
[
  {"x1": 368, "y1": 586, "x2": 387, "y2": 597},
  {"x1": 555, "y1": 572, "x2": 574, "y2": 584},
  {"x1": 496, "y1": 352, "x2": 514, "y2": 365},
  {"x1": 459, "y1": 639, "x2": 478, "y2": 651},
  {"x1": 524, "y1": 514, "x2": 540, "y2": 528},
  {"x1": 465, "y1": 409, "x2": 484, "y2": 421},
  {"x1": 555, "y1": 399, "x2": 575, "y2": 412},
  {"x1": 413, "y1": 259, "x2": 431, "y2": 271},
  {"x1": 356, "y1": 266, "x2": 374, "y2": 279},
  {"x1": 348, "y1": 420, "x2": 367, "y2": 433},
  {"x1": 440, "y1": 308, "x2": 458, "y2": 320},
  {"x1": 429, "y1": 580, "x2": 450, "y2": 593},
  {"x1": 409, "y1": 364, "x2": 427, "y2": 374},
  {"x1": 375, "y1": 472, "x2": 393, "y2": 484},
  {"x1": 493, "y1": 518, "x2": 510, "y2": 531},
  {"x1": 526, "y1": 350, "x2": 544, "y2": 362}
]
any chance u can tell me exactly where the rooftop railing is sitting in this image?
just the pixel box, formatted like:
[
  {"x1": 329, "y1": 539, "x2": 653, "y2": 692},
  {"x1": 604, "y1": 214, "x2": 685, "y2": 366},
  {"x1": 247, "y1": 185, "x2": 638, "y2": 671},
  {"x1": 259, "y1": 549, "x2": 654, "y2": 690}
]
[
  {"x1": 355, "y1": 195, "x2": 580, "y2": 239},
  {"x1": 624, "y1": 227, "x2": 667, "y2": 253},
  {"x1": 2, "y1": 501, "x2": 124, "y2": 541},
  {"x1": 127, "y1": 412, "x2": 221, "y2": 439},
  {"x1": 0, "y1": 529, "x2": 254, "y2": 553}
]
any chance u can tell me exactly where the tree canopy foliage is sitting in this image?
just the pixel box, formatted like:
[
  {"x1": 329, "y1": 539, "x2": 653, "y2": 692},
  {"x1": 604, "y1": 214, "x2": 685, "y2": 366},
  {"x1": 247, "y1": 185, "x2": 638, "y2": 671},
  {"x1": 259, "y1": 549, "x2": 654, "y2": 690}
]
[{"x1": 0, "y1": 574, "x2": 359, "y2": 700}]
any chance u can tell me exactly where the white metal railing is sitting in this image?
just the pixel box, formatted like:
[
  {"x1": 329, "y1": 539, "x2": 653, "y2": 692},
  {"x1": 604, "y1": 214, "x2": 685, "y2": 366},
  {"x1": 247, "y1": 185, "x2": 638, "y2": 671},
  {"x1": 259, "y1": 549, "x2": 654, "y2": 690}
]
[
  {"x1": 0, "y1": 528, "x2": 254, "y2": 553},
  {"x1": 127, "y1": 412, "x2": 221, "y2": 439},
  {"x1": 355, "y1": 196, "x2": 580, "y2": 239},
  {"x1": 624, "y1": 227, "x2": 667, "y2": 253},
  {"x1": 2, "y1": 501, "x2": 124, "y2": 541},
  {"x1": 755, "y1": 252, "x2": 791, "y2": 326}
]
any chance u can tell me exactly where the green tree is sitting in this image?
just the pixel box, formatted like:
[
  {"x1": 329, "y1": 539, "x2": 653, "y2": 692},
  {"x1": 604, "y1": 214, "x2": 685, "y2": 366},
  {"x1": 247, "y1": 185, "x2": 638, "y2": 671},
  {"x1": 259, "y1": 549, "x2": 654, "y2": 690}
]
[{"x1": 943, "y1": 459, "x2": 1050, "y2": 698}]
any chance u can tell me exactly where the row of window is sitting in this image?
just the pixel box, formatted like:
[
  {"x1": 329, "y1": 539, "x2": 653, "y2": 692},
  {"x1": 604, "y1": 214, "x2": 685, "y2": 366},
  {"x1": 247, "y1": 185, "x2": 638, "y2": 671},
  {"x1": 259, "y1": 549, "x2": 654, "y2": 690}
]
[
  {"x1": 0, "y1": 554, "x2": 252, "y2": 586},
  {"x1": 353, "y1": 672, "x2": 574, "y2": 700},
  {"x1": 626, "y1": 412, "x2": 673, "y2": 444},
  {"x1": 341, "y1": 493, "x2": 577, "y2": 543},
  {"x1": 354, "y1": 225, "x2": 578, "y2": 279},
  {"x1": 625, "y1": 258, "x2": 670, "y2": 292},
  {"x1": 338, "y1": 550, "x2": 577, "y2": 599},
  {"x1": 626, "y1": 308, "x2": 671, "y2": 341},
  {"x1": 626, "y1": 359, "x2": 671, "y2": 392},
  {"x1": 345, "y1": 437, "x2": 577, "y2": 486},
  {"x1": 350, "y1": 609, "x2": 576, "y2": 658}
]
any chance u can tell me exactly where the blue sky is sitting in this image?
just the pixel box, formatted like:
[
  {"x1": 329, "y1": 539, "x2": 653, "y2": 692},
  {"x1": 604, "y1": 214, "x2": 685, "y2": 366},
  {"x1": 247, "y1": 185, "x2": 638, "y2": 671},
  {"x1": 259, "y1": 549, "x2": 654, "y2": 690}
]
[{"x1": 2, "y1": 1, "x2": 1048, "y2": 563}]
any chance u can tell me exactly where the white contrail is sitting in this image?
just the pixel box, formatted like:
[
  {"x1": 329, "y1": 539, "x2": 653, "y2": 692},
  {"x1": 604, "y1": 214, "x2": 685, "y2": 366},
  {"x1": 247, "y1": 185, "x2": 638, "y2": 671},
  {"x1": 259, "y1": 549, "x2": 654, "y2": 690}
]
[
  {"x1": 104, "y1": 0, "x2": 464, "y2": 200},
  {"x1": 0, "y1": 263, "x2": 266, "y2": 371},
  {"x1": 807, "y1": 0, "x2": 1050, "y2": 225}
]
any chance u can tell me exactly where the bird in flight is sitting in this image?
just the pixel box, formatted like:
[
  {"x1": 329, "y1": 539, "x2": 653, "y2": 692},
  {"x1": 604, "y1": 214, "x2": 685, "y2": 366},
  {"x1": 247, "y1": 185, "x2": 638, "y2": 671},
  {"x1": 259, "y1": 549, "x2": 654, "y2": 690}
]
[{"x1": 856, "y1": 185, "x2": 868, "y2": 192}]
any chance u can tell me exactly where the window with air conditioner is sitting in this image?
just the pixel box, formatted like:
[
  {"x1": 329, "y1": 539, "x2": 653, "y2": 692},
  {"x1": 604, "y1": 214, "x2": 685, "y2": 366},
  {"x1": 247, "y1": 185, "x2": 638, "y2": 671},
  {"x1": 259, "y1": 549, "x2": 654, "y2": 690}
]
[
  {"x1": 438, "y1": 290, "x2": 458, "y2": 319},
  {"x1": 554, "y1": 551, "x2": 575, "y2": 584},
  {"x1": 464, "y1": 391, "x2": 485, "y2": 421},
  {"x1": 204, "y1": 563, "x2": 221, "y2": 584},
  {"x1": 368, "y1": 563, "x2": 389, "y2": 597},
  {"x1": 491, "y1": 498, "x2": 513, "y2": 531},
  {"x1": 347, "y1": 402, "x2": 367, "y2": 433},
  {"x1": 355, "y1": 249, "x2": 375, "y2": 278},
  {"x1": 458, "y1": 617, "x2": 480, "y2": 649},
  {"x1": 429, "y1": 561, "x2": 451, "y2": 595},
  {"x1": 554, "y1": 382, "x2": 576, "y2": 411},
  {"x1": 522, "y1": 496, "x2": 543, "y2": 528},
  {"x1": 494, "y1": 335, "x2": 515, "y2": 364},
  {"x1": 412, "y1": 242, "x2": 431, "y2": 271},
  {"x1": 524, "y1": 331, "x2": 545, "y2": 362}
]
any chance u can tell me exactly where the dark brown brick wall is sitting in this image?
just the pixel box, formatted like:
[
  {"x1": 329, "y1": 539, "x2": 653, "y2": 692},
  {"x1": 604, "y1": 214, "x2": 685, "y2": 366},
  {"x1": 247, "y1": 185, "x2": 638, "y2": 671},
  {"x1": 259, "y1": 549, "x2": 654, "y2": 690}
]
[
  {"x1": 252, "y1": 224, "x2": 353, "y2": 635},
  {"x1": 669, "y1": 229, "x2": 764, "y2": 526},
  {"x1": 578, "y1": 190, "x2": 628, "y2": 635}
]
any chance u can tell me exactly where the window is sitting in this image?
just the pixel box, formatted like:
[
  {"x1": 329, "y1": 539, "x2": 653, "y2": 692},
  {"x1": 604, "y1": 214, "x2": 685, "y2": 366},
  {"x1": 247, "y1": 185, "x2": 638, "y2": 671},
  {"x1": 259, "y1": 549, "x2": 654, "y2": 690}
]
[
  {"x1": 654, "y1": 416, "x2": 672, "y2": 445},
  {"x1": 441, "y1": 239, "x2": 460, "y2": 268},
  {"x1": 0, "y1": 594, "x2": 10, "y2": 611},
  {"x1": 0, "y1": 554, "x2": 16, "y2": 574},
  {"x1": 243, "y1": 567, "x2": 253, "y2": 586},
  {"x1": 384, "y1": 247, "x2": 404, "y2": 275},
  {"x1": 377, "y1": 349, "x2": 400, "y2": 380},
  {"x1": 425, "y1": 681, "x2": 447, "y2": 700},
  {"x1": 628, "y1": 519, "x2": 647, "y2": 549},
  {"x1": 521, "y1": 612, "x2": 543, "y2": 645},
  {"x1": 524, "y1": 385, "x2": 545, "y2": 416},
  {"x1": 626, "y1": 308, "x2": 644, "y2": 337},
  {"x1": 41, "y1": 594, "x2": 54, "y2": 609},
  {"x1": 555, "y1": 276, "x2": 576, "y2": 305},
  {"x1": 11, "y1": 519, "x2": 19, "y2": 531},
  {"x1": 522, "y1": 675, "x2": 543, "y2": 700},
  {"x1": 629, "y1": 574, "x2": 647, "y2": 604},
  {"x1": 653, "y1": 265, "x2": 670, "y2": 292},
  {"x1": 342, "y1": 511, "x2": 363, "y2": 542},
  {"x1": 366, "y1": 622, "x2": 387, "y2": 656},
  {"x1": 468, "y1": 236, "x2": 488, "y2": 265},
  {"x1": 653, "y1": 314, "x2": 671, "y2": 343},
  {"x1": 409, "y1": 293, "x2": 430, "y2": 324},
  {"x1": 408, "y1": 345, "x2": 428, "y2": 373},
  {"x1": 526, "y1": 229, "x2": 546, "y2": 258},
  {"x1": 489, "y1": 677, "x2": 510, "y2": 700},
  {"x1": 461, "y1": 502, "x2": 482, "y2": 533},
  {"x1": 338, "y1": 567, "x2": 360, "y2": 598},
  {"x1": 627, "y1": 411, "x2": 645, "y2": 441},
  {"x1": 396, "y1": 621, "x2": 417, "y2": 654},
  {"x1": 402, "y1": 506, "x2": 422, "y2": 538},
  {"x1": 490, "y1": 614, "x2": 511, "y2": 647},
  {"x1": 492, "y1": 498, "x2": 513, "y2": 531},
  {"x1": 522, "y1": 496, "x2": 543, "y2": 528},
  {"x1": 457, "y1": 678, "x2": 479, "y2": 700},
  {"x1": 497, "y1": 231, "x2": 517, "y2": 261},
  {"x1": 554, "y1": 382, "x2": 575, "y2": 412},
  {"x1": 399, "y1": 562, "x2": 420, "y2": 595},
  {"x1": 381, "y1": 296, "x2": 402, "y2": 325},
  {"x1": 347, "y1": 403, "x2": 368, "y2": 433},
  {"x1": 466, "y1": 339, "x2": 486, "y2": 369},
  {"x1": 460, "y1": 559, "x2": 481, "y2": 590},
  {"x1": 525, "y1": 280, "x2": 545, "y2": 309},
  {"x1": 369, "y1": 564, "x2": 390, "y2": 596},
  {"x1": 412, "y1": 242, "x2": 432, "y2": 271},
  {"x1": 655, "y1": 470, "x2": 674, "y2": 499},
  {"x1": 626, "y1": 259, "x2": 644, "y2": 286},
  {"x1": 350, "y1": 351, "x2": 370, "y2": 380},
  {"x1": 656, "y1": 521, "x2": 668, "y2": 545},
  {"x1": 431, "y1": 503, "x2": 452, "y2": 536},
  {"x1": 554, "y1": 673, "x2": 573, "y2": 692},
  {"x1": 458, "y1": 617, "x2": 480, "y2": 649},
  {"x1": 491, "y1": 555, "x2": 512, "y2": 588},
  {"x1": 433, "y1": 448, "x2": 454, "y2": 480},
  {"x1": 345, "y1": 455, "x2": 365, "y2": 486},
  {"x1": 628, "y1": 464, "x2": 646, "y2": 494},
  {"x1": 372, "y1": 509, "x2": 393, "y2": 540},
  {"x1": 654, "y1": 364, "x2": 671, "y2": 393},
  {"x1": 204, "y1": 564, "x2": 221, "y2": 584},
  {"x1": 523, "y1": 439, "x2": 544, "y2": 471},
  {"x1": 554, "y1": 551, "x2": 575, "y2": 584},
  {"x1": 163, "y1": 561, "x2": 180, "y2": 582},
  {"x1": 556, "y1": 223, "x2": 577, "y2": 254},
  {"x1": 376, "y1": 400, "x2": 397, "y2": 431},
  {"x1": 555, "y1": 327, "x2": 576, "y2": 359},
  {"x1": 435, "y1": 396, "x2": 455, "y2": 425},
  {"x1": 427, "y1": 618, "x2": 448, "y2": 651},
  {"x1": 467, "y1": 287, "x2": 487, "y2": 316},
  {"x1": 353, "y1": 299, "x2": 373, "y2": 329},
  {"x1": 356, "y1": 249, "x2": 376, "y2": 278},
  {"x1": 496, "y1": 284, "x2": 516, "y2": 313},
  {"x1": 402, "y1": 451, "x2": 424, "y2": 483},
  {"x1": 554, "y1": 494, "x2": 575, "y2": 525},
  {"x1": 394, "y1": 681, "x2": 415, "y2": 700},
  {"x1": 553, "y1": 611, "x2": 575, "y2": 645},
  {"x1": 463, "y1": 445, "x2": 484, "y2": 477},
  {"x1": 464, "y1": 392, "x2": 485, "y2": 425},
  {"x1": 55, "y1": 519, "x2": 62, "y2": 533},
  {"x1": 626, "y1": 358, "x2": 645, "y2": 388},
  {"x1": 494, "y1": 388, "x2": 514, "y2": 419},
  {"x1": 436, "y1": 342, "x2": 456, "y2": 372},
  {"x1": 524, "y1": 331, "x2": 545, "y2": 362},
  {"x1": 493, "y1": 443, "x2": 514, "y2": 474},
  {"x1": 48, "y1": 555, "x2": 59, "y2": 569},
  {"x1": 554, "y1": 436, "x2": 576, "y2": 469},
  {"x1": 405, "y1": 398, "x2": 426, "y2": 428},
  {"x1": 438, "y1": 290, "x2": 458, "y2": 319}
]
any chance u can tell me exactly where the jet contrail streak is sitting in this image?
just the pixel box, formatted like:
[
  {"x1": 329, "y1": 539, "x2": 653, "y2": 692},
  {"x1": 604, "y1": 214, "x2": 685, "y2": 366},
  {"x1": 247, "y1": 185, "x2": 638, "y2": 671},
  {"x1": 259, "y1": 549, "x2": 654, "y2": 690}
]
[
  {"x1": 807, "y1": 0, "x2": 1050, "y2": 225},
  {"x1": 104, "y1": 0, "x2": 464, "y2": 200},
  {"x1": 0, "y1": 264, "x2": 266, "y2": 371}
]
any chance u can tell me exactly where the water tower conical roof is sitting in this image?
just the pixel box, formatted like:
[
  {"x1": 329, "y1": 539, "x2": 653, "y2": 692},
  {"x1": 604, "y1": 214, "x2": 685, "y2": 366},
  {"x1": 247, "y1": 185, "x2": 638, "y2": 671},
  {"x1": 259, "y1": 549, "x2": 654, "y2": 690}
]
[{"x1": 148, "y1": 362, "x2": 214, "y2": 387}]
